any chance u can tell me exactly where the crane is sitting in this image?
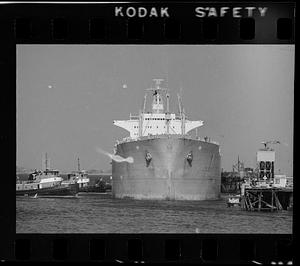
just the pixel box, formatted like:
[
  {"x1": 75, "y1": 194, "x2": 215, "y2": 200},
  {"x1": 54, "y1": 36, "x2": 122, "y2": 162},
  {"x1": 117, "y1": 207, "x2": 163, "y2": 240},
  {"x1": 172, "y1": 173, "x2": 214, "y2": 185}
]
[{"x1": 261, "y1": 140, "x2": 280, "y2": 150}]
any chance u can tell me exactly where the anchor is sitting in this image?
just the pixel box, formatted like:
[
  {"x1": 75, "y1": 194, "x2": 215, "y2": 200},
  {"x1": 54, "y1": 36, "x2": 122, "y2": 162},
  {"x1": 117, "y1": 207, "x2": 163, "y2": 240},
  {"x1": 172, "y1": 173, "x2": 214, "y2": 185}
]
[
  {"x1": 186, "y1": 151, "x2": 193, "y2": 167},
  {"x1": 145, "y1": 151, "x2": 152, "y2": 167}
]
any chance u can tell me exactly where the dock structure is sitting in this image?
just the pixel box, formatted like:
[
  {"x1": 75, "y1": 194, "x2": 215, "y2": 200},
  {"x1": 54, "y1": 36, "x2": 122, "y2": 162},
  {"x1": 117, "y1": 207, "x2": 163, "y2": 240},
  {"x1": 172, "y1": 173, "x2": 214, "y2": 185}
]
[
  {"x1": 239, "y1": 140, "x2": 293, "y2": 212},
  {"x1": 241, "y1": 187, "x2": 293, "y2": 211}
]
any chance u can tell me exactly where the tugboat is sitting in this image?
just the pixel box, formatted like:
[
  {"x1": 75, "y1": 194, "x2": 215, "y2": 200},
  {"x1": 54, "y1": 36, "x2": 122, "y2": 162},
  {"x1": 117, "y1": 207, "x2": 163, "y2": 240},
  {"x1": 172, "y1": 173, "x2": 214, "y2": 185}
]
[
  {"x1": 16, "y1": 153, "x2": 79, "y2": 197},
  {"x1": 78, "y1": 177, "x2": 108, "y2": 193},
  {"x1": 63, "y1": 158, "x2": 90, "y2": 191},
  {"x1": 226, "y1": 194, "x2": 241, "y2": 207}
]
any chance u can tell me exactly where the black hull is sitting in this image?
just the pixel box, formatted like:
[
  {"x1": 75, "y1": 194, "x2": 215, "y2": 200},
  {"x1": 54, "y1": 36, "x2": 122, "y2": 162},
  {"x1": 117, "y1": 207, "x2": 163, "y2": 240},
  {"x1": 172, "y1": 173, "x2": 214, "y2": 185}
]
[
  {"x1": 16, "y1": 183, "x2": 79, "y2": 196},
  {"x1": 79, "y1": 186, "x2": 107, "y2": 193}
]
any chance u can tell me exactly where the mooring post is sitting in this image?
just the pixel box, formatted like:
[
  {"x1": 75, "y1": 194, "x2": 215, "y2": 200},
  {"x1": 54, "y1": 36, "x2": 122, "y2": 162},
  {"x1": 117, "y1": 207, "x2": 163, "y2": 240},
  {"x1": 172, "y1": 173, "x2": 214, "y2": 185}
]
[
  {"x1": 243, "y1": 194, "x2": 249, "y2": 210},
  {"x1": 247, "y1": 195, "x2": 251, "y2": 211},
  {"x1": 258, "y1": 191, "x2": 262, "y2": 211},
  {"x1": 275, "y1": 192, "x2": 283, "y2": 210},
  {"x1": 248, "y1": 192, "x2": 254, "y2": 211},
  {"x1": 289, "y1": 193, "x2": 293, "y2": 209},
  {"x1": 271, "y1": 189, "x2": 274, "y2": 212}
]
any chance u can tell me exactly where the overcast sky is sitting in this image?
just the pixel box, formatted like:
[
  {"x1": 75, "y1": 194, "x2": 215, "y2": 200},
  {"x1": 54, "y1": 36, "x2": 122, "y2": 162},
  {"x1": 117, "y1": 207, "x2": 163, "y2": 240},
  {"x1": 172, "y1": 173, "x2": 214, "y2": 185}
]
[{"x1": 17, "y1": 45, "x2": 294, "y2": 175}]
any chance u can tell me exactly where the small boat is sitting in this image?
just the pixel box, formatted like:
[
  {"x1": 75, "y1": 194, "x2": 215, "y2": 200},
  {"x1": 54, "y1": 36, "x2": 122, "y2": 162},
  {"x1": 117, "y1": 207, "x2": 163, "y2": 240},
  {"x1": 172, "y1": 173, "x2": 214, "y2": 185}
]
[
  {"x1": 16, "y1": 153, "x2": 79, "y2": 197},
  {"x1": 79, "y1": 178, "x2": 107, "y2": 193},
  {"x1": 227, "y1": 194, "x2": 241, "y2": 207},
  {"x1": 17, "y1": 183, "x2": 79, "y2": 197},
  {"x1": 63, "y1": 158, "x2": 90, "y2": 191}
]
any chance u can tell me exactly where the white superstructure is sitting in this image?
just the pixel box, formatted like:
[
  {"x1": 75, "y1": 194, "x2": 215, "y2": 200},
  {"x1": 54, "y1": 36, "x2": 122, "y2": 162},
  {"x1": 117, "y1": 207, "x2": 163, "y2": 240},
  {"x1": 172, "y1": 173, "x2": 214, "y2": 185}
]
[
  {"x1": 63, "y1": 158, "x2": 90, "y2": 188},
  {"x1": 113, "y1": 79, "x2": 203, "y2": 138}
]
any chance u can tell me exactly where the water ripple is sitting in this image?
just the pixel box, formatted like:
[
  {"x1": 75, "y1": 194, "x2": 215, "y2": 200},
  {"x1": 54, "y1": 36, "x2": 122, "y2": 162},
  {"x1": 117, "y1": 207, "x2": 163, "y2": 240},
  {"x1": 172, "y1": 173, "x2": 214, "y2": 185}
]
[{"x1": 16, "y1": 194, "x2": 292, "y2": 234}]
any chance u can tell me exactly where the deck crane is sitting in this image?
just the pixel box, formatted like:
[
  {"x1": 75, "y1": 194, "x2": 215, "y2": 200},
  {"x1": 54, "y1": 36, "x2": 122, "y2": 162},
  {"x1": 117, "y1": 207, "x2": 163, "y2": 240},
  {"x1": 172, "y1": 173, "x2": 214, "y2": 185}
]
[{"x1": 261, "y1": 140, "x2": 281, "y2": 150}]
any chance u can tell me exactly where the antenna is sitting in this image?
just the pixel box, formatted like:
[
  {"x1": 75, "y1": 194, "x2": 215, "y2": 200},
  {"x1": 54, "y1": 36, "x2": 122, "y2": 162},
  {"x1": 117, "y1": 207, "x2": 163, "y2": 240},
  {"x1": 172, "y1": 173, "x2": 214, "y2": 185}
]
[
  {"x1": 153, "y1": 78, "x2": 164, "y2": 88},
  {"x1": 45, "y1": 152, "x2": 48, "y2": 170},
  {"x1": 177, "y1": 93, "x2": 182, "y2": 116},
  {"x1": 146, "y1": 79, "x2": 167, "y2": 114},
  {"x1": 77, "y1": 157, "x2": 80, "y2": 171},
  {"x1": 165, "y1": 74, "x2": 169, "y2": 91},
  {"x1": 146, "y1": 79, "x2": 167, "y2": 93},
  {"x1": 261, "y1": 140, "x2": 281, "y2": 150},
  {"x1": 142, "y1": 93, "x2": 147, "y2": 113},
  {"x1": 166, "y1": 92, "x2": 170, "y2": 113}
]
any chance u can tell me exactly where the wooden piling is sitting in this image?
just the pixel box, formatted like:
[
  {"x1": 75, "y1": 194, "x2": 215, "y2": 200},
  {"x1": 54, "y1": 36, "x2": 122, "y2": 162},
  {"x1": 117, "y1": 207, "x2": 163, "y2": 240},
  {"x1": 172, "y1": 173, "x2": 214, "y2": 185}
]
[
  {"x1": 271, "y1": 190, "x2": 274, "y2": 212},
  {"x1": 240, "y1": 187, "x2": 292, "y2": 211}
]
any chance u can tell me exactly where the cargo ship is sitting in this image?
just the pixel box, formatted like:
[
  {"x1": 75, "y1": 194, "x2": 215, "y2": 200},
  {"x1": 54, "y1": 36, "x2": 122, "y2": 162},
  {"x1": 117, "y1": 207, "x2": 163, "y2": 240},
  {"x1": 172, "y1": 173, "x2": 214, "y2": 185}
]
[{"x1": 112, "y1": 79, "x2": 221, "y2": 200}]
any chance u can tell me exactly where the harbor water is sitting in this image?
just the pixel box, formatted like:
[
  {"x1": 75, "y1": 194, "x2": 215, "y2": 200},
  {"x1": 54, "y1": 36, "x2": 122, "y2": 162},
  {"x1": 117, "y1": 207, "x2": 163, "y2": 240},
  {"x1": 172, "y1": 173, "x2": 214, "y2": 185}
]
[{"x1": 16, "y1": 192, "x2": 292, "y2": 234}]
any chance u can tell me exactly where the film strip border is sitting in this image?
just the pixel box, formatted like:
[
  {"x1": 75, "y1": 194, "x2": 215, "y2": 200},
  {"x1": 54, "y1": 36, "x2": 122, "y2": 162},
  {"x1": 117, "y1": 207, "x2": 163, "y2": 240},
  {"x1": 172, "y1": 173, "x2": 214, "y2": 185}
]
[
  {"x1": 0, "y1": 1, "x2": 295, "y2": 264},
  {"x1": 8, "y1": 234, "x2": 293, "y2": 263},
  {"x1": 0, "y1": 2, "x2": 295, "y2": 44}
]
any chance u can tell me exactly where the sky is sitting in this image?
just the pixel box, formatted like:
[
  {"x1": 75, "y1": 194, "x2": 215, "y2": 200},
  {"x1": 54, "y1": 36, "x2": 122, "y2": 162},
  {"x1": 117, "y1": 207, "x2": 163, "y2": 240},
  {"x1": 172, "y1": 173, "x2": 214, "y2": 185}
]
[{"x1": 17, "y1": 45, "x2": 294, "y2": 175}]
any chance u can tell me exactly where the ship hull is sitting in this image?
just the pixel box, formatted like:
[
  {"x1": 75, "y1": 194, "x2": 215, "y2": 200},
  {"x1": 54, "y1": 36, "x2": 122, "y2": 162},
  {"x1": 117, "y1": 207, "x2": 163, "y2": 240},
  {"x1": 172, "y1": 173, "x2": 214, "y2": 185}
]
[
  {"x1": 112, "y1": 136, "x2": 221, "y2": 200},
  {"x1": 79, "y1": 185, "x2": 106, "y2": 193},
  {"x1": 16, "y1": 183, "x2": 79, "y2": 197}
]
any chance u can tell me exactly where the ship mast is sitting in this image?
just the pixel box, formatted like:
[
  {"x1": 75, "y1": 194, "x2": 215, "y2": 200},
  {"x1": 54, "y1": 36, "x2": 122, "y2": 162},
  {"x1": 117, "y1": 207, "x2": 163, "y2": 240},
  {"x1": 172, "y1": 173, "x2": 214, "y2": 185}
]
[
  {"x1": 45, "y1": 152, "x2": 48, "y2": 170},
  {"x1": 147, "y1": 78, "x2": 167, "y2": 114},
  {"x1": 166, "y1": 92, "x2": 171, "y2": 134},
  {"x1": 177, "y1": 93, "x2": 185, "y2": 135},
  {"x1": 177, "y1": 93, "x2": 182, "y2": 117},
  {"x1": 147, "y1": 79, "x2": 171, "y2": 134},
  {"x1": 77, "y1": 157, "x2": 81, "y2": 172},
  {"x1": 142, "y1": 93, "x2": 147, "y2": 113},
  {"x1": 139, "y1": 93, "x2": 147, "y2": 137},
  {"x1": 182, "y1": 108, "x2": 186, "y2": 135}
]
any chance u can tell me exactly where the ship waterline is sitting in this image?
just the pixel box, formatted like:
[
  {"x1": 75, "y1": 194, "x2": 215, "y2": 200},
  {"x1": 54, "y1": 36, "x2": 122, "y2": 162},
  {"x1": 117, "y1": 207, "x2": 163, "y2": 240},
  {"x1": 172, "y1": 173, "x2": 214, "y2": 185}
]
[{"x1": 112, "y1": 135, "x2": 221, "y2": 200}]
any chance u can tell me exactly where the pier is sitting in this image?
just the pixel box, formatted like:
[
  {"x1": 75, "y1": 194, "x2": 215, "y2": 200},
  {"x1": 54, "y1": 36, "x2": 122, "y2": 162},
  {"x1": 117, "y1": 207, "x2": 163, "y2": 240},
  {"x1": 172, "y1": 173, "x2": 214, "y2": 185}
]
[{"x1": 240, "y1": 187, "x2": 293, "y2": 211}]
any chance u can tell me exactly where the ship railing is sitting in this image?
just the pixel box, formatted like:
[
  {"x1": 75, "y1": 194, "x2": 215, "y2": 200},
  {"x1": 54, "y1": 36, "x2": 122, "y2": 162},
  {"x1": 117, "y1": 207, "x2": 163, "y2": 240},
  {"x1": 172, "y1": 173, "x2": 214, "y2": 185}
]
[
  {"x1": 117, "y1": 135, "x2": 219, "y2": 145},
  {"x1": 129, "y1": 115, "x2": 139, "y2": 120},
  {"x1": 119, "y1": 137, "x2": 135, "y2": 143},
  {"x1": 17, "y1": 180, "x2": 32, "y2": 184},
  {"x1": 196, "y1": 136, "x2": 219, "y2": 145}
]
